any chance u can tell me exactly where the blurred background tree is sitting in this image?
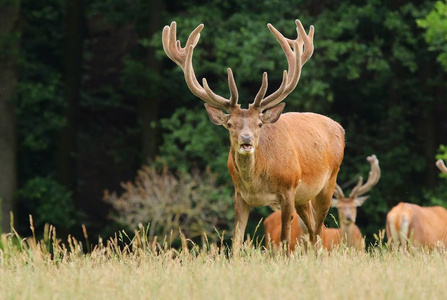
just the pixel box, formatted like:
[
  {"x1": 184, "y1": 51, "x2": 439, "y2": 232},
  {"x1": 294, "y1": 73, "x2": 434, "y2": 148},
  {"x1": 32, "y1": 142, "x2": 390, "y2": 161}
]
[
  {"x1": 418, "y1": 1, "x2": 447, "y2": 71},
  {"x1": 0, "y1": 0, "x2": 20, "y2": 232},
  {"x1": 0, "y1": 0, "x2": 446, "y2": 245}
]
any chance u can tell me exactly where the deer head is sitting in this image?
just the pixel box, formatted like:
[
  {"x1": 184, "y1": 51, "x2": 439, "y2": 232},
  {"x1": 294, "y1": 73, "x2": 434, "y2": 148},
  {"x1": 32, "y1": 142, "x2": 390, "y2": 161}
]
[
  {"x1": 162, "y1": 20, "x2": 314, "y2": 155},
  {"x1": 331, "y1": 155, "x2": 381, "y2": 225}
]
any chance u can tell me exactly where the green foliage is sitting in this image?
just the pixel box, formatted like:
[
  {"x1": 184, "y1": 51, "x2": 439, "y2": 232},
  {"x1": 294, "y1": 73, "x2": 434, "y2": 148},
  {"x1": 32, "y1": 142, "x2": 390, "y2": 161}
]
[
  {"x1": 15, "y1": 76, "x2": 65, "y2": 151},
  {"x1": 417, "y1": 1, "x2": 447, "y2": 71},
  {"x1": 436, "y1": 144, "x2": 447, "y2": 166},
  {"x1": 0, "y1": 32, "x2": 20, "y2": 59},
  {"x1": 122, "y1": 58, "x2": 162, "y2": 98},
  {"x1": 87, "y1": 0, "x2": 145, "y2": 25},
  {"x1": 16, "y1": 177, "x2": 80, "y2": 230},
  {"x1": 158, "y1": 107, "x2": 230, "y2": 177},
  {"x1": 16, "y1": 0, "x2": 66, "y2": 152},
  {"x1": 0, "y1": 0, "x2": 19, "y2": 6}
]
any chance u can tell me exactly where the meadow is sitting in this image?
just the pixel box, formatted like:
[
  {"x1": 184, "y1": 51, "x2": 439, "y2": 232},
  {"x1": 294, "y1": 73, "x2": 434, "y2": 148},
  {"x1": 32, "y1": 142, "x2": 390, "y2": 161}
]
[{"x1": 1, "y1": 223, "x2": 446, "y2": 300}]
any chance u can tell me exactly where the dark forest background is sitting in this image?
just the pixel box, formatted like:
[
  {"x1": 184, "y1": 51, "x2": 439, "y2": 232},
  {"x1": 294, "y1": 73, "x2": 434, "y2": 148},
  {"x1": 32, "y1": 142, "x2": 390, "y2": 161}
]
[{"x1": 1, "y1": 0, "x2": 447, "y2": 246}]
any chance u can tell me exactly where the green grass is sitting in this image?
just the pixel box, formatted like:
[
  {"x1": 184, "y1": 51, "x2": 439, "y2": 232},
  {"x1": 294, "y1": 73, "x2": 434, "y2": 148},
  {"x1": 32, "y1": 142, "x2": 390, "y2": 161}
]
[{"x1": 0, "y1": 224, "x2": 446, "y2": 300}]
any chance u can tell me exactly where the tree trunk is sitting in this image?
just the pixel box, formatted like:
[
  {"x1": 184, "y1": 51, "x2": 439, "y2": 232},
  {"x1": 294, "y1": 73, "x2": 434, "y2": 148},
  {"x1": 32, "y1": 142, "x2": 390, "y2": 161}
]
[
  {"x1": 139, "y1": 0, "x2": 165, "y2": 162},
  {"x1": 0, "y1": 0, "x2": 20, "y2": 232},
  {"x1": 56, "y1": 0, "x2": 84, "y2": 199}
]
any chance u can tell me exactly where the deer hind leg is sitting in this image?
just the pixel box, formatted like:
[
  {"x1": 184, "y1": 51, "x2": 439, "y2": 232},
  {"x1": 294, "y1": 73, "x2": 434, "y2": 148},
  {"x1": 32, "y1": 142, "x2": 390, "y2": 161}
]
[
  {"x1": 387, "y1": 214, "x2": 400, "y2": 249},
  {"x1": 295, "y1": 201, "x2": 316, "y2": 249},
  {"x1": 313, "y1": 174, "x2": 338, "y2": 248}
]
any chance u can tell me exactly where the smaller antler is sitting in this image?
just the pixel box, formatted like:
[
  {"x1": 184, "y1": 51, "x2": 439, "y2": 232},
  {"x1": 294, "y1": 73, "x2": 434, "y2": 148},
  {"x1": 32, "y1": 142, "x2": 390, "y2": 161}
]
[
  {"x1": 162, "y1": 21, "x2": 239, "y2": 111},
  {"x1": 349, "y1": 155, "x2": 381, "y2": 198},
  {"x1": 436, "y1": 159, "x2": 447, "y2": 174},
  {"x1": 333, "y1": 183, "x2": 345, "y2": 199}
]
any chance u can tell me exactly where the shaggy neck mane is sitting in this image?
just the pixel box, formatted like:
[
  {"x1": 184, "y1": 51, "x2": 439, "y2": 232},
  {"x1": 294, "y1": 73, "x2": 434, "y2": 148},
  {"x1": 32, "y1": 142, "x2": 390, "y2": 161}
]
[{"x1": 233, "y1": 149, "x2": 256, "y2": 181}]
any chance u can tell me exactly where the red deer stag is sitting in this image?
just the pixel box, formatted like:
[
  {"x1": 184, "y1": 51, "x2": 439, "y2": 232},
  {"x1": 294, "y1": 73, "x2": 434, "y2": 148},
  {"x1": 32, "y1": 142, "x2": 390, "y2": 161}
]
[
  {"x1": 264, "y1": 155, "x2": 380, "y2": 251},
  {"x1": 162, "y1": 20, "x2": 345, "y2": 252},
  {"x1": 385, "y1": 159, "x2": 447, "y2": 249}
]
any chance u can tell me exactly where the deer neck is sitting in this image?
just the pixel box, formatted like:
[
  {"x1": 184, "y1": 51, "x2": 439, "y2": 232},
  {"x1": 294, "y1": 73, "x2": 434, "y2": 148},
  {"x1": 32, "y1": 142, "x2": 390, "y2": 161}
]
[
  {"x1": 340, "y1": 222, "x2": 356, "y2": 246},
  {"x1": 232, "y1": 148, "x2": 257, "y2": 181}
]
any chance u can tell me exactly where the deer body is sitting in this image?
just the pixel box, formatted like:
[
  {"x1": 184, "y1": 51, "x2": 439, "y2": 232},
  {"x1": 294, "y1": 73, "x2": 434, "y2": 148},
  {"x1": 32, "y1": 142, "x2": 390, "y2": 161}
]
[
  {"x1": 386, "y1": 160, "x2": 447, "y2": 249},
  {"x1": 386, "y1": 202, "x2": 447, "y2": 248}
]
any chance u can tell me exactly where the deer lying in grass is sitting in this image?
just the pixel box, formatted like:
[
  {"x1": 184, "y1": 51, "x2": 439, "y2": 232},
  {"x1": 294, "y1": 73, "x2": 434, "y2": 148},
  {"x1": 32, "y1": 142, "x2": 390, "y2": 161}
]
[
  {"x1": 264, "y1": 155, "x2": 380, "y2": 251},
  {"x1": 386, "y1": 159, "x2": 447, "y2": 249},
  {"x1": 162, "y1": 19, "x2": 345, "y2": 253}
]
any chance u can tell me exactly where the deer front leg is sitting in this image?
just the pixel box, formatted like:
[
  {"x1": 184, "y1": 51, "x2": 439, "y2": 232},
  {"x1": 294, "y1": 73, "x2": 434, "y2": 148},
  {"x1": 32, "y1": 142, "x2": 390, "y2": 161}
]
[
  {"x1": 280, "y1": 192, "x2": 295, "y2": 255},
  {"x1": 233, "y1": 192, "x2": 250, "y2": 254}
]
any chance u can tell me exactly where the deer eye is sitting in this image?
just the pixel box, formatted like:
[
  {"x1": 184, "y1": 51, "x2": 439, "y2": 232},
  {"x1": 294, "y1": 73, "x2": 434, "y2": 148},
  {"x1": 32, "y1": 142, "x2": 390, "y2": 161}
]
[
  {"x1": 258, "y1": 122, "x2": 263, "y2": 128},
  {"x1": 226, "y1": 122, "x2": 232, "y2": 128}
]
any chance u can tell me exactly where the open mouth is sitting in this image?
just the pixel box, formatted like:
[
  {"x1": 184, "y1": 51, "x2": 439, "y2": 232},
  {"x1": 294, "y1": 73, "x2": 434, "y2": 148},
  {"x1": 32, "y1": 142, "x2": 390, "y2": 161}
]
[{"x1": 239, "y1": 143, "x2": 254, "y2": 153}]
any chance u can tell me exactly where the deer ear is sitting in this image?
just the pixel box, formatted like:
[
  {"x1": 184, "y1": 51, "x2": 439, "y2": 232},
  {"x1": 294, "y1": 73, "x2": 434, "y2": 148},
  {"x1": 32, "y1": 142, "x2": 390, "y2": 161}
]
[
  {"x1": 260, "y1": 103, "x2": 285, "y2": 124},
  {"x1": 204, "y1": 104, "x2": 229, "y2": 126},
  {"x1": 331, "y1": 198, "x2": 338, "y2": 207},
  {"x1": 354, "y1": 196, "x2": 369, "y2": 206}
]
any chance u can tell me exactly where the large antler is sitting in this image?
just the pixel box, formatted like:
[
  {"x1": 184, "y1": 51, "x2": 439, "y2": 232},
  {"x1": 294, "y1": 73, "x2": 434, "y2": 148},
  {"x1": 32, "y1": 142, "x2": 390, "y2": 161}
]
[
  {"x1": 252, "y1": 19, "x2": 314, "y2": 111},
  {"x1": 349, "y1": 155, "x2": 381, "y2": 198},
  {"x1": 436, "y1": 159, "x2": 447, "y2": 174},
  {"x1": 162, "y1": 21, "x2": 238, "y2": 111}
]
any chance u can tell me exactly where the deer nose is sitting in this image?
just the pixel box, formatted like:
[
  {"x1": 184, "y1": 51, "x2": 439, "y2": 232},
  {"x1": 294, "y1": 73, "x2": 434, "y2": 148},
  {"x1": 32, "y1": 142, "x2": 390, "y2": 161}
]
[
  {"x1": 346, "y1": 215, "x2": 353, "y2": 222},
  {"x1": 240, "y1": 134, "x2": 253, "y2": 144}
]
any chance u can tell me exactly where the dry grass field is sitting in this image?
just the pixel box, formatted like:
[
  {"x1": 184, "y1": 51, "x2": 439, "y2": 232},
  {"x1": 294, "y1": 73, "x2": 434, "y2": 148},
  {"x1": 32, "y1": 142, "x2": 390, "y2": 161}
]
[{"x1": 0, "y1": 225, "x2": 446, "y2": 300}]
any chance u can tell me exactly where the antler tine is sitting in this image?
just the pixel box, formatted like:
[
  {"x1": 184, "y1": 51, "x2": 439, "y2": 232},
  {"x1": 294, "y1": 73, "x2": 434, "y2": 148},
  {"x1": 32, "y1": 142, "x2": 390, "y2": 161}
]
[
  {"x1": 227, "y1": 68, "x2": 239, "y2": 107},
  {"x1": 295, "y1": 19, "x2": 314, "y2": 65},
  {"x1": 162, "y1": 21, "x2": 239, "y2": 111},
  {"x1": 349, "y1": 176, "x2": 364, "y2": 197},
  {"x1": 436, "y1": 159, "x2": 447, "y2": 175},
  {"x1": 162, "y1": 21, "x2": 202, "y2": 67},
  {"x1": 253, "y1": 19, "x2": 314, "y2": 111},
  {"x1": 349, "y1": 155, "x2": 381, "y2": 198},
  {"x1": 253, "y1": 72, "x2": 268, "y2": 107},
  {"x1": 333, "y1": 183, "x2": 345, "y2": 199}
]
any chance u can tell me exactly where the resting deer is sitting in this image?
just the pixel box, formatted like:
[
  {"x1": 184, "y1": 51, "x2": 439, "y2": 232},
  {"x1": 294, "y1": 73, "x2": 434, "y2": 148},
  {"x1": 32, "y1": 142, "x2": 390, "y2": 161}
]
[
  {"x1": 328, "y1": 155, "x2": 381, "y2": 249},
  {"x1": 264, "y1": 155, "x2": 380, "y2": 251},
  {"x1": 162, "y1": 19, "x2": 345, "y2": 252},
  {"x1": 386, "y1": 159, "x2": 447, "y2": 249}
]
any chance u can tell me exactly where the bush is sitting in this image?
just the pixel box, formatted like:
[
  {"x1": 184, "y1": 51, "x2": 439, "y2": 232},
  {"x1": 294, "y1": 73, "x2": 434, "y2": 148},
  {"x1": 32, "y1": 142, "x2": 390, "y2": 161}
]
[
  {"x1": 16, "y1": 176, "x2": 80, "y2": 230},
  {"x1": 104, "y1": 166, "x2": 234, "y2": 242}
]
